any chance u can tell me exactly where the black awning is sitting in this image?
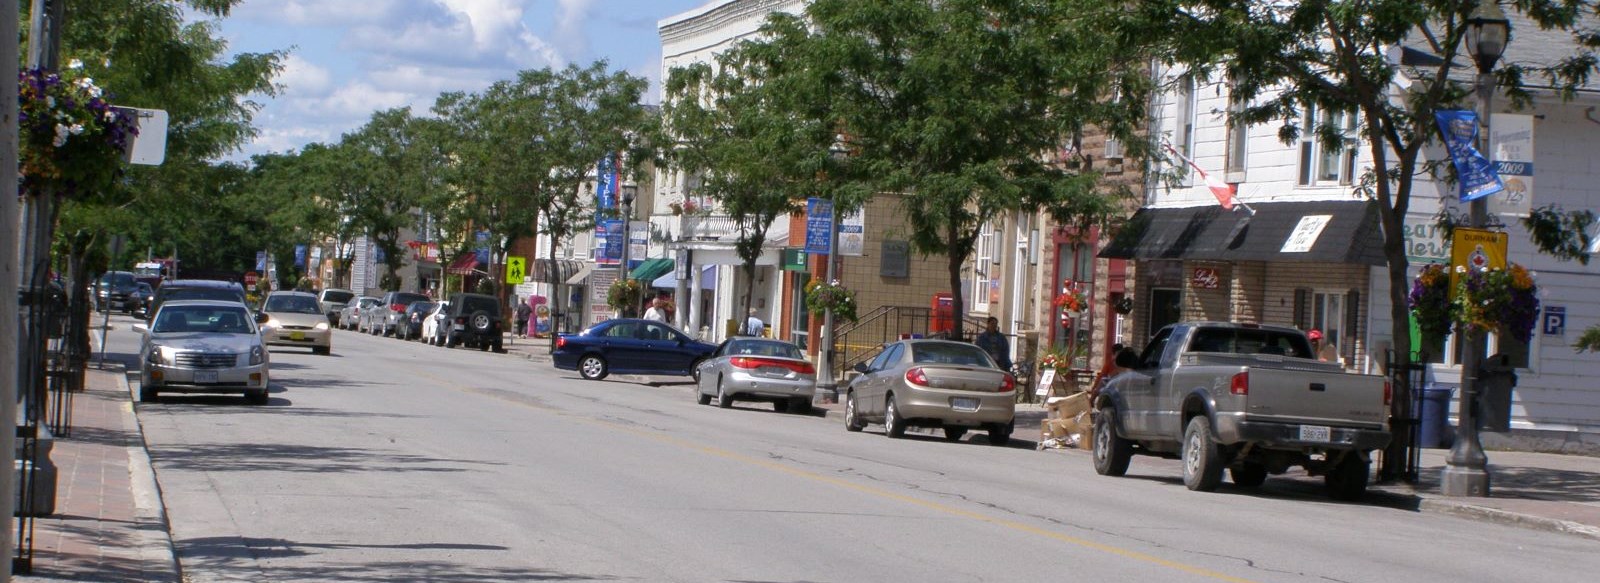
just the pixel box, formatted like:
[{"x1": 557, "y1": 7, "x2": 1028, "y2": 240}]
[
  {"x1": 533, "y1": 259, "x2": 586, "y2": 284},
  {"x1": 1099, "y1": 200, "x2": 1387, "y2": 265}
]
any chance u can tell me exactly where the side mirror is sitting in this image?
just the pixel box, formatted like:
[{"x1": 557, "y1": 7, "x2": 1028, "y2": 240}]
[
  {"x1": 255, "y1": 312, "x2": 270, "y2": 324},
  {"x1": 852, "y1": 362, "x2": 870, "y2": 374},
  {"x1": 132, "y1": 323, "x2": 148, "y2": 335},
  {"x1": 1114, "y1": 348, "x2": 1141, "y2": 369}
]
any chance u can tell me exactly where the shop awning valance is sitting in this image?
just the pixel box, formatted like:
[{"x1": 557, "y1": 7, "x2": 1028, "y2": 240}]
[
  {"x1": 1098, "y1": 200, "x2": 1386, "y2": 266},
  {"x1": 629, "y1": 258, "x2": 675, "y2": 283},
  {"x1": 445, "y1": 253, "x2": 479, "y2": 275},
  {"x1": 533, "y1": 258, "x2": 586, "y2": 284}
]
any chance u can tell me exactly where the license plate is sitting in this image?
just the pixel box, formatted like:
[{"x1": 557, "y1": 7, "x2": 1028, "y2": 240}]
[
  {"x1": 290, "y1": 331, "x2": 305, "y2": 340},
  {"x1": 194, "y1": 370, "x2": 218, "y2": 384},
  {"x1": 951, "y1": 397, "x2": 979, "y2": 412},
  {"x1": 1299, "y1": 424, "x2": 1331, "y2": 442},
  {"x1": 452, "y1": 324, "x2": 465, "y2": 331}
]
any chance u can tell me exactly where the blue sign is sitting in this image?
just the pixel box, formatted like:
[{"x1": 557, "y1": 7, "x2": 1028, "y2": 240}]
[
  {"x1": 293, "y1": 245, "x2": 307, "y2": 269},
  {"x1": 1543, "y1": 306, "x2": 1566, "y2": 336},
  {"x1": 1435, "y1": 110, "x2": 1504, "y2": 202},
  {"x1": 596, "y1": 154, "x2": 618, "y2": 210},
  {"x1": 475, "y1": 231, "x2": 490, "y2": 265},
  {"x1": 805, "y1": 198, "x2": 834, "y2": 255},
  {"x1": 255, "y1": 251, "x2": 267, "y2": 271},
  {"x1": 601, "y1": 220, "x2": 624, "y2": 263}
]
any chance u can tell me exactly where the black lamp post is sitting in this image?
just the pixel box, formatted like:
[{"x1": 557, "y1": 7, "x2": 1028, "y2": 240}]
[
  {"x1": 812, "y1": 140, "x2": 851, "y2": 404},
  {"x1": 619, "y1": 183, "x2": 638, "y2": 317},
  {"x1": 1442, "y1": 0, "x2": 1509, "y2": 498}
]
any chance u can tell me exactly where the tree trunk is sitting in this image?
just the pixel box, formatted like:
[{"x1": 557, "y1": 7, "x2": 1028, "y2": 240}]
[
  {"x1": 947, "y1": 238, "x2": 966, "y2": 342},
  {"x1": 1364, "y1": 108, "x2": 1417, "y2": 482}
]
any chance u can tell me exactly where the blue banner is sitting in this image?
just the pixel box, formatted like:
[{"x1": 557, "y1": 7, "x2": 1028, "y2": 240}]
[
  {"x1": 475, "y1": 231, "x2": 490, "y2": 265},
  {"x1": 1435, "y1": 110, "x2": 1504, "y2": 202},
  {"x1": 805, "y1": 198, "x2": 834, "y2": 255},
  {"x1": 600, "y1": 220, "x2": 624, "y2": 263},
  {"x1": 293, "y1": 245, "x2": 307, "y2": 269},
  {"x1": 596, "y1": 154, "x2": 618, "y2": 210}
]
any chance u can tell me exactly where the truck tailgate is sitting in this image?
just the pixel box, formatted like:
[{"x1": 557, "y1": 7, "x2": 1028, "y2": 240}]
[{"x1": 1245, "y1": 366, "x2": 1387, "y2": 428}]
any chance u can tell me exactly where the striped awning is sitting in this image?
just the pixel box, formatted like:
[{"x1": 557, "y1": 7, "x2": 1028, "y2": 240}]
[
  {"x1": 533, "y1": 259, "x2": 587, "y2": 284},
  {"x1": 445, "y1": 253, "x2": 479, "y2": 275}
]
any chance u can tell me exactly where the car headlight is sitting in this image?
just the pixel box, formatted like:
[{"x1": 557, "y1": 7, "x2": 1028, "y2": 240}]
[
  {"x1": 145, "y1": 346, "x2": 164, "y2": 366},
  {"x1": 314, "y1": 322, "x2": 329, "y2": 331},
  {"x1": 249, "y1": 345, "x2": 265, "y2": 366}
]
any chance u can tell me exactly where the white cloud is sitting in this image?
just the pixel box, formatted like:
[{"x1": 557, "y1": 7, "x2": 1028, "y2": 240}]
[
  {"x1": 235, "y1": 0, "x2": 406, "y2": 26},
  {"x1": 275, "y1": 54, "x2": 334, "y2": 96},
  {"x1": 345, "y1": 0, "x2": 562, "y2": 70},
  {"x1": 554, "y1": 0, "x2": 594, "y2": 57}
]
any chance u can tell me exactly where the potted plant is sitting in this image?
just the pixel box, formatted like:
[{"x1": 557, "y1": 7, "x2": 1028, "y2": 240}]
[
  {"x1": 1453, "y1": 262, "x2": 1539, "y2": 342},
  {"x1": 804, "y1": 279, "x2": 858, "y2": 323},
  {"x1": 1407, "y1": 264, "x2": 1452, "y2": 359},
  {"x1": 19, "y1": 61, "x2": 139, "y2": 197},
  {"x1": 607, "y1": 278, "x2": 643, "y2": 314}
]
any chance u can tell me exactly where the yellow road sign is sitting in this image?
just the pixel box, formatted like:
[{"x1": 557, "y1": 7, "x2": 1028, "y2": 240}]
[
  {"x1": 1449, "y1": 228, "x2": 1507, "y2": 298},
  {"x1": 505, "y1": 256, "x2": 527, "y2": 282}
]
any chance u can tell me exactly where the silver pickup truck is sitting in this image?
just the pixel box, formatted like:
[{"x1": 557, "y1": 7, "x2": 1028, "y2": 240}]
[{"x1": 1092, "y1": 322, "x2": 1391, "y2": 500}]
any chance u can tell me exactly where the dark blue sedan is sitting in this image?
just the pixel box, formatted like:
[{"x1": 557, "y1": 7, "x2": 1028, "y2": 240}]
[{"x1": 552, "y1": 318, "x2": 719, "y2": 380}]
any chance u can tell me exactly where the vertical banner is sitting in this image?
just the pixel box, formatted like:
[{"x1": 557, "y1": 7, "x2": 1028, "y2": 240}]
[
  {"x1": 838, "y1": 208, "x2": 865, "y2": 256},
  {"x1": 309, "y1": 246, "x2": 323, "y2": 274},
  {"x1": 805, "y1": 198, "x2": 834, "y2": 255},
  {"x1": 596, "y1": 154, "x2": 618, "y2": 211},
  {"x1": 628, "y1": 222, "x2": 649, "y2": 270},
  {"x1": 293, "y1": 244, "x2": 307, "y2": 269},
  {"x1": 1434, "y1": 110, "x2": 1504, "y2": 202},
  {"x1": 255, "y1": 251, "x2": 268, "y2": 271},
  {"x1": 1490, "y1": 113, "x2": 1534, "y2": 218},
  {"x1": 598, "y1": 219, "x2": 624, "y2": 265},
  {"x1": 475, "y1": 231, "x2": 490, "y2": 265}
]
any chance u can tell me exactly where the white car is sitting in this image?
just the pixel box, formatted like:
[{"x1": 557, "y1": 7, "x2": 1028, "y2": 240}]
[
  {"x1": 420, "y1": 301, "x2": 450, "y2": 346},
  {"x1": 136, "y1": 300, "x2": 271, "y2": 404},
  {"x1": 259, "y1": 291, "x2": 333, "y2": 355}
]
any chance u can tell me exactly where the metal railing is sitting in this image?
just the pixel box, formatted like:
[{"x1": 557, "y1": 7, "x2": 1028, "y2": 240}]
[
  {"x1": 831, "y1": 305, "x2": 992, "y2": 376},
  {"x1": 680, "y1": 214, "x2": 740, "y2": 241}
]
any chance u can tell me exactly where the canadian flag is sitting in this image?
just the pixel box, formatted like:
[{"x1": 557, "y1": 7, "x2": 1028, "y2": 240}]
[{"x1": 1165, "y1": 142, "x2": 1239, "y2": 211}]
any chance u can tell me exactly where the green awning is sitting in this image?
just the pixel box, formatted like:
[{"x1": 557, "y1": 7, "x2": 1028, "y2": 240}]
[{"x1": 629, "y1": 258, "x2": 675, "y2": 283}]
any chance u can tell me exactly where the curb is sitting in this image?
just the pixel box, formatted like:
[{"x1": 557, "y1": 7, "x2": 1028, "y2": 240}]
[
  {"x1": 114, "y1": 365, "x2": 184, "y2": 580},
  {"x1": 1416, "y1": 497, "x2": 1600, "y2": 542}
]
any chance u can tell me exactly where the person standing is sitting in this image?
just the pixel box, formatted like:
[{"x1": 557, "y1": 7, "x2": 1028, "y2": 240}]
[
  {"x1": 643, "y1": 298, "x2": 668, "y2": 322},
  {"x1": 515, "y1": 298, "x2": 532, "y2": 339},
  {"x1": 744, "y1": 308, "x2": 765, "y2": 337},
  {"x1": 974, "y1": 317, "x2": 1012, "y2": 372}
]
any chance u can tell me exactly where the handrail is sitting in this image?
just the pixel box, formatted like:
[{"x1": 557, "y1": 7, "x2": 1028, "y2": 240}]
[{"x1": 828, "y1": 305, "x2": 1003, "y2": 377}]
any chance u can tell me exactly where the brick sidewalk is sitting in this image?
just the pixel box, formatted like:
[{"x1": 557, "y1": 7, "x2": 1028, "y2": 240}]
[{"x1": 13, "y1": 365, "x2": 178, "y2": 582}]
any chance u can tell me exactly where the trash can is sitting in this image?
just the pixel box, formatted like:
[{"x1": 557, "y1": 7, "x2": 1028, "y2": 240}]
[{"x1": 1417, "y1": 385, "x2": 1456, "y2": 449}]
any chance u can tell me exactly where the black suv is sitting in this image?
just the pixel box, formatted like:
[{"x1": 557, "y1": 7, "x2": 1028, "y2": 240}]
[
  {"x1": 444, "y1": 293, "x2": 504, "y2": 352},
  {"x1": 148, "y1": 279, "x2": 247, "y2": 320},
  {"x1": 96, "y1": 271, "x2": 140, "y2": 313}
]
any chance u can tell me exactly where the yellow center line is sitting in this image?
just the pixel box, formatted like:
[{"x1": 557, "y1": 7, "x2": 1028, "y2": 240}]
[{"x1": 412, "y1": 367, "x2": 1258, "y2": 583}]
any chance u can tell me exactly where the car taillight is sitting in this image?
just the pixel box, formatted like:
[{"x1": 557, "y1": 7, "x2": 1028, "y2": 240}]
[
  {"x1": 998, "y1": 373, "x2": 1016, "y2": 392},
  {"x1": 1383, "y1": 381, "x2": 1392, "y2": 406},
  {"x1": 455, "y1": 316, "x2": 466, "y2": 324},
  {"x1": 730, "y1": 357, "x2": 815, "y2": 375},
  {"x1": 555, "y1": 337, "x2": 566, "y2": 349},
  {"x1": 391, "y1": 303, "x2": 405, "y2": 312},
  {"x1": 905, "y1": 367, "x2": 930, "y2": 387},
  {"x1": 1230, "y1": 371, "x2": 1249, "y2": 396}
]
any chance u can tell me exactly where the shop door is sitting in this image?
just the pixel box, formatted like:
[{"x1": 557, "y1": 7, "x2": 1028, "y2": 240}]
[{"x1": 1148, "y1": 288, "x2": 1182, "y2": 338}]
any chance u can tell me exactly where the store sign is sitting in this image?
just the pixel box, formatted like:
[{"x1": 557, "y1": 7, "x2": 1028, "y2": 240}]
[
  {"x1": 1280, "y1": 215, "x2": 1333, "y2": 253},
  {"x1": 1403, "y1": 219, "x2": 1450, "y2": 265},
  {"x1": 1191, "y1": 268, "x2": 1221, "y2": 289}
]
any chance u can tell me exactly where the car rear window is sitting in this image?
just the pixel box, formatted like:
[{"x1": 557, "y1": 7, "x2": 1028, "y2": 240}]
[
  {"x1": 728, "y1": 340, "x2": 803, "y2": 359},
  {"x1": 911, "y1": 343, "x2": 996, "y2": 367},
  {"x1": 161, "y1": 288, "x2": 245, "y2": 304},
  {"x1": 322, "y1": 290, "x2": 355, "y2": 304},
  {"x1": 393, "y1": 293, "x2": 429, "y2": 306},
  {"x1": 1188, "y1": 327, "x2": 1314, "y2": 359},
  {"x1": 457, "y1": 296, "x2": 498, "y2": 313}
]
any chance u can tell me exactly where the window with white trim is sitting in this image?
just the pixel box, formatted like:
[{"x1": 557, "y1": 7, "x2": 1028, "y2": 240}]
[
  {"x1": 1226, "y1": 93, "x2": 1248, "y2": 175},
  {"x1": 972, "y1": 222, "x2": 995, "y2": 312},
  {"x1": 1298, "y1": 105, "x2": 1358, "y2": 186},
  {"x1": 1177, "y1": 75, "x2": 1196, "y2": 159}
]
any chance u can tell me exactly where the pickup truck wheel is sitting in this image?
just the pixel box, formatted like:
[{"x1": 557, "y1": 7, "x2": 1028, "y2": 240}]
[
  {"x1": 1325, "y1": 455, "x2": 1370, "y2": 501},
  {"x1": 884, "y1": 395, "x2": 908, "y2": 438},
  {"x1": 1092, "y1": 409, "x2": 1134, "y2": 476},
  {"x1": 1182, "y1": 416, "x2": 1225, "y2": 492},
  {"x1": 844, "y1": 393, "x2": 865, "y2": 432},
  {"x1": 1230, "y1": 463, "x2": 1268, "y2": 487}
]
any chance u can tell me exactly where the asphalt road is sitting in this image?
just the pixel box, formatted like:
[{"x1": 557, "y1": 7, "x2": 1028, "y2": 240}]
[{"x1": 101, "y1": 314, "x2": 1598, "y2": 582}]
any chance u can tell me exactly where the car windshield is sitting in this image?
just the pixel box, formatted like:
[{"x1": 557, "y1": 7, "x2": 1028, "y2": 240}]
[
  {"x1": 911, "y1": 343, "x2": 996, "y2": 367},
  {"x1": 393, "y1": 293, "x2": 429, "y2": 306},
  {"x1": 411, "y1": 302, "x2": 436, "y2": 313},
  {"x1": 101, "y1": 273, "x2": 134, "y2": 286},
  {"x1": 152, "y1": 305, "x2": 255, "y2": 334},
  {"x1": 264, "y1": 295, "x2": 322, "y2": 314},
  {"x1": 322, "y1": 290, "x2": 355, "y2": 304},
  {"x1": 727, "y1": 340, "x2": 803, "y2": 359}
]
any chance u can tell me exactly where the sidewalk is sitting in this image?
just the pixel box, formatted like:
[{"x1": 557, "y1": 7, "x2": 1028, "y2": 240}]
[{"x1": 13, "y1": 365, "x2": 179, "y2": 582}]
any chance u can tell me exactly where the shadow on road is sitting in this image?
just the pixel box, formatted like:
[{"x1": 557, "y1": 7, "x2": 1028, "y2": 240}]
[
  {"x1": 148, "y1": 442, "x2": 506, "y2": 474},
  {"x1": 176, "y1": 537, "x2": 613, "y2": 582}
]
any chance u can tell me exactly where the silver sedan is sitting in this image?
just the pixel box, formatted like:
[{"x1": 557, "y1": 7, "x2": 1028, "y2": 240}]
[
  {"x1": 694, "y1": 338, "x2": 816, "y2": 414},
  {"x1": 135, "y1": 300, "x2": 271, "y2": 405},
  {"x1": 844, "y1": 339, "x2": 1016, "y2": 444}
]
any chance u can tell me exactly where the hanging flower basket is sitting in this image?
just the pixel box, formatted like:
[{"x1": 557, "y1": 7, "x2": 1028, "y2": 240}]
[
  {"x1": 18, "y1": 62, "x2": 139, "y2": 197},
  {"x1": 1453, "y1": 263, "x2": 1540, "y2": 342},
  {"x1": 607, "y1": 278, "x2": 642, "y2": 311},
  {"x1": 1053, "y1": 287, "x2": 1087, "y2": 319},
  {"x1": 804, "y1": 279, "x2": 857, "y2": 323},
  {"x1": 1407, "y1": 264, "x2": 1453, "y2": 341}
]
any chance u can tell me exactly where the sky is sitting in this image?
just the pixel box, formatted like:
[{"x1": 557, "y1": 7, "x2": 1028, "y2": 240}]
[{"x1": 210, "y1": 0, "x2": 713, "y2": 160}]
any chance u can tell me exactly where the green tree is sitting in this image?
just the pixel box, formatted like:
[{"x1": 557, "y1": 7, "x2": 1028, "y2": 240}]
[
  {"x1": 340, "y1": 108, "x2": 435, "y2": 288},
  {"x1": 1136, "y1": 0, "x2": 1600, "y2": 476},
  {"x1": 755, "y1": 0, "x2": 1153, "y2": 340}
]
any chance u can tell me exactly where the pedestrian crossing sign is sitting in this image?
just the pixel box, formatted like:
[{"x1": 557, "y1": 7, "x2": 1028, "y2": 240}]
[{"x1": 506, "y1": 256, "x2": 527, "y2": 283}]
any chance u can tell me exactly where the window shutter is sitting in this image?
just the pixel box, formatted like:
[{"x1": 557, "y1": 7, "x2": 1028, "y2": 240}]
[
  {"x1": 1293, "y1": 288, "x2": 1311, "y2": 330},
  {"x1": 1345, "y1": 289, "x2": 1360, "y2": 362}
]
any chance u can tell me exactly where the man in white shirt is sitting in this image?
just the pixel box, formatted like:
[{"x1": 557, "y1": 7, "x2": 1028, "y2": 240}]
[
  {"x1": 744, "y1": 308, "x2": 764, "y2": 337},
  {"x1": 643, "y1": 298, "x2": 667, "y2": 322}
]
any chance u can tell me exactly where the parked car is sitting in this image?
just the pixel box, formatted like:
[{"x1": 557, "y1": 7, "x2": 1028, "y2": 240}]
[
  {"x1": 259, "y1": 291, "x2": 332, "y2": 355},
  {"x1": 341, "y1": 296, "x2": 377, "y2": 330},
  {"x1": 147, "y1": 279, "x2": 248, "y2": 320},
  {"x1": 1092, "y1": 322, "x2": 1390, "y2": 500},
  {"x1": 357, "y1": 298, "x2": 387, "y2": 334},
  {"x1": 127, "y1": 282, "x2": 155, "y2": 319},
  {"x1": 443, "y1": 293, "x2": 505, "y2": 351},
  {"x1": 318, "y1": 288, "x2": 355, "y2": 326},
  {"x1": 552, "y1": 318, "x2": 717, "y2": 380},
  {"x1": 420, "y1": 301, "x2": 451, "y2": 346},
  {"x1": 694, "y1": 338, "x2": 816, "y2": 414},
  {"x1": 134, "y1": 300, "x2": 271, "y2": 404},
  {"x1": 397, "y1": 301, "x2": 436, "y2": 340},
  {"x1": 843, "y1": 339, "x2": 1017, "y2": 445},
  {"x1": 95, "y1": 271, "x2": 140, "y2": 313},
  {"x1": 373, "y1": 291, "x2": 430, "y2": 337}
]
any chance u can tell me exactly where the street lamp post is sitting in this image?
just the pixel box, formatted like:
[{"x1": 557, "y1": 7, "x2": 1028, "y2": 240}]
[
  {"x1": 1442, "y1": 0, "x2": 1509, "y2": 498},
  {"x1": 619, "y1": 184, "x2": 637, "y2": 317},
  {"x1": 813, "y1": 143, "x2": 850, "y2": 405}
]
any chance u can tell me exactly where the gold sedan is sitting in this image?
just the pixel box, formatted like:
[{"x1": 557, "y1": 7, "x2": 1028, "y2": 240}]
[{"x1": 259, "y1": 291, "x2": 333, "y2": 355}]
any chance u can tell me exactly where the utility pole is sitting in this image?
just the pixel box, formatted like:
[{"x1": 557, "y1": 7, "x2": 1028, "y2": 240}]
[{"x1": 3, "y1": 1, "x2": 25, "y2": 576}]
